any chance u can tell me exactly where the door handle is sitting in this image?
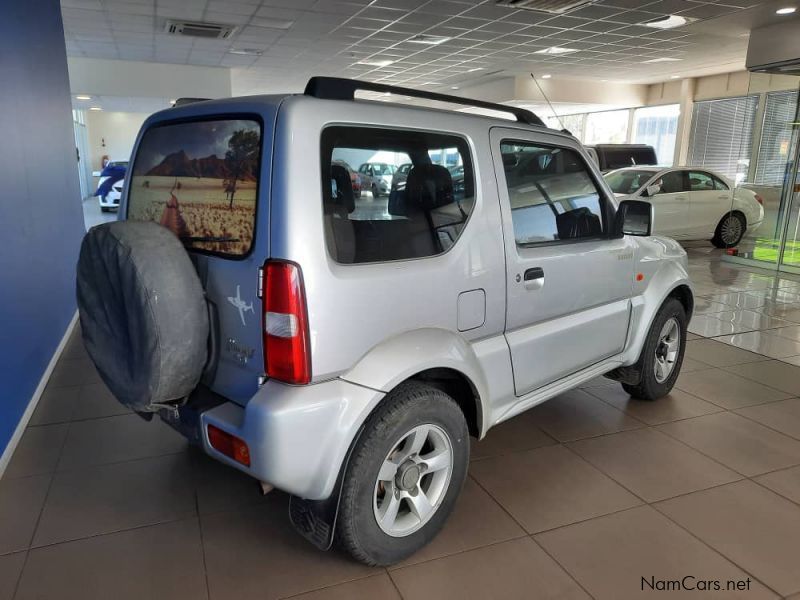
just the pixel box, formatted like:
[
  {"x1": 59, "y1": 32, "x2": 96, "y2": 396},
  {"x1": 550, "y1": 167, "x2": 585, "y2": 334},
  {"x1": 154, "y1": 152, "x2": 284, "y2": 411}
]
[
  {"x1": 523, "y1": 267, "x2": 545, "y2": 290},
  {"x1": 524, "y1": 267, "x2": 545, "y2": 281}
]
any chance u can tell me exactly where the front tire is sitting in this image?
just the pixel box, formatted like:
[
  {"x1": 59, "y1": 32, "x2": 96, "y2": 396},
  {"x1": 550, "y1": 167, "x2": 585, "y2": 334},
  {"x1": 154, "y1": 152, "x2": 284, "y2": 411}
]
[
  {"x1": 622, "y1": 297, "x2": 687, "y2": 401},
  {"x1": 712, "y1": 212, "x2": 745, "y2": 248},
  {"x1": 371, "y1": 183, "x2": 380, "y2": 199},
  {"x1": 337, "y1": 382, "x2": 469, "y2": 566}
]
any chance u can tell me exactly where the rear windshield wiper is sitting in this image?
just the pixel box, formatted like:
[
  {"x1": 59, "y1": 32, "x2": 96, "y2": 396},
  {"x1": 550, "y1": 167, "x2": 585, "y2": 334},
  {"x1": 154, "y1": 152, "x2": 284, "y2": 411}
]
[{"x1": 179, "y1": 235, "x2": 240, "y2": 244}]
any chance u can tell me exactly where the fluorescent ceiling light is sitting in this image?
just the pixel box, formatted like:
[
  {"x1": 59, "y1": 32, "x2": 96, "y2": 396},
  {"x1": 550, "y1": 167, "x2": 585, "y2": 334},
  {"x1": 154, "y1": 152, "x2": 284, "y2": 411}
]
[
  {"x1": 229, "y1": 48, "x2": 263, "y2": 56},
  {"x1": 776, "y1": 6, "x2": 796, "y2": 14},
  {"x1": 451, "y1": 86, "x2": 459, "y2": 90},
  {"x1": 466, "y1": 67, "x2": 484, "y2": 73},
  {"x1": 643, "y1": 57, "x2": 682, "y2": 63},
  {"x1": 643, "y1": 15, "x2": 697, "y2": 29},
  {"x1": 356, "y1": 59, "x2": 394, "y2": 67},
  {"x1": 89, "y1": 107, "x2": 102, "y2": 111},
  {"x1": 251, "y1": 17, "x2": 294, "y2": 29},
  {"x1": 408, "y1": 34, "x2": 451, "y2": 45},
  {"x1": 535, "y1": 46, "x2": 579, "y2": 55},
  {"x1": 540, "y1": 74, "x2": 552, "y2": 79},
  {"x1": 75, "y1": 95, "x2": 92, "y2": 100},
  {"x1": 670, "y1": 75, "x2": 681, "y2": 79}
]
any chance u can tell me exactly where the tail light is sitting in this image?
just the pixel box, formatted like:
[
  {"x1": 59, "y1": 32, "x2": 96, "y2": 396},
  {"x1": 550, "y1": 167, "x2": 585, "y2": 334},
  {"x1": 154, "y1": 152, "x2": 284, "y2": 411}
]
[
  {"x1": 207, "y1": 424, "x2": 250, "y2": 466},
  {"x1": 261, "y1": 260, "x2": 311, "y2": 384},
  {"x1": 754, "y1": 194, "x2": 764, "y2": 206}
]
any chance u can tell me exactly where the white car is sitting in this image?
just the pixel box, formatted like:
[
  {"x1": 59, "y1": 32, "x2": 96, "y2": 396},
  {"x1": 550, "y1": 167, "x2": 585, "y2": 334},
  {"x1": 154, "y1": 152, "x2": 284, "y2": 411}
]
[
  {"x1": 96, "y1": 160, "x2": 128, "y2": 212},
  {"x1": 604, "y1": 166, "x2": 764, "y2": 247}
]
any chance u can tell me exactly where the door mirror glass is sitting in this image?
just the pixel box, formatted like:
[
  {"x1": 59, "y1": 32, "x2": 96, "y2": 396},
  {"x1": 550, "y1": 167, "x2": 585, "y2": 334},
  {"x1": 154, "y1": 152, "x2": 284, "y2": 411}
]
[
  {"x1": 614, "y1": 199, "x2": 652, "y2": 237},
  {"x1": 645, "y1": 183, "x2": 661, "y2": 197}
]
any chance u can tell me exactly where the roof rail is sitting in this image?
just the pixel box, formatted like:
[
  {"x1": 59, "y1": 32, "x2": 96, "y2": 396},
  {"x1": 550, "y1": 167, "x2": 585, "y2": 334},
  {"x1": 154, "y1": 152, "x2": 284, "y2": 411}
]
[
  {"x1": 172, "y1": 97, "x2": 209, "y2": 107},
  {"x1": 304, "y1": 76, "x2": 545, "y2": 127}
]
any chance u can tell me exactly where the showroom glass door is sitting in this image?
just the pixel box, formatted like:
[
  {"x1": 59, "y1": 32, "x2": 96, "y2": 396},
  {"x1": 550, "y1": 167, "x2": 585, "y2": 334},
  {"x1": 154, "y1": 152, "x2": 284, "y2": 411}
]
[{"x1": 726, "y1": 73, "x2": 800, "y2": 271}]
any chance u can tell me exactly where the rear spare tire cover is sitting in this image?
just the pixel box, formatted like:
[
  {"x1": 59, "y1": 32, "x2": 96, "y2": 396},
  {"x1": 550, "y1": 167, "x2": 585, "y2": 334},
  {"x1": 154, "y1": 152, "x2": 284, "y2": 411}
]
[{"x1": 76, "y1": 221, "x2": 209, "y2": 412}]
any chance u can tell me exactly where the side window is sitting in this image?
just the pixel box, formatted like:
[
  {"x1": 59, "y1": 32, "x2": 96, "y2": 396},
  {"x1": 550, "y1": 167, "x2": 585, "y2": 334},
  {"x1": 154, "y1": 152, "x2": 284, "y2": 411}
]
[
  {"x1": 321, "y1": 127, "x2": 476, "y2": 264},
  {"x1": 689, "y1": 171, "x2": 715, "y2": 191},
  {"x1": 658, "y1": 171, "x2": 687, "y2": 194},
  {"x1": 500, "y1": 141, "x2": 605, "y2": 245},
  {"x1": 712, "y1": 175, "x2": 730, "y2": 191}
]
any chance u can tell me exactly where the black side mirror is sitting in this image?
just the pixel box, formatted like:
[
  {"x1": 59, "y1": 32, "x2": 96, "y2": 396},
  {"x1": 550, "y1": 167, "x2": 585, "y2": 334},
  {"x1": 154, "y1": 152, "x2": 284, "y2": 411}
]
[{"x1": 614, "y1": 199, "x2": 653, "y2": 237}]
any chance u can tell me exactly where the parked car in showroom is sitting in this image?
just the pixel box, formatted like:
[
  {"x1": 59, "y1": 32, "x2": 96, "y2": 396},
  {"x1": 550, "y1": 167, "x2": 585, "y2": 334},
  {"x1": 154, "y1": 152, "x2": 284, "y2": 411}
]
[
  {"x1": 76, "y1": 77, "x2": 693, "y2": 567},
  {"x1": 357, "y1": 161, "x2": 396, "y2": 197},
  {"x1": 94, "y1": 160, "x2": 128, "y2": 212},
  {"x1": 604, "y1": 166, "x2": 764, "y2": 247},
  {"x1": 586, "y1": 144, "x2": 658, "y2": 172},
  {"x1": 332, "y1": 159, "x2": 362, "y2": 198}
]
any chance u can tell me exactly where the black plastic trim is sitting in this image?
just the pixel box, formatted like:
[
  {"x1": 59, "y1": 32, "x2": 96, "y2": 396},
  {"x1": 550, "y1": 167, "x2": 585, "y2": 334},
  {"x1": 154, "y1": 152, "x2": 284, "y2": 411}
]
[{"x1": 304, "y1": 76, "x2": 545, "y2": 127}]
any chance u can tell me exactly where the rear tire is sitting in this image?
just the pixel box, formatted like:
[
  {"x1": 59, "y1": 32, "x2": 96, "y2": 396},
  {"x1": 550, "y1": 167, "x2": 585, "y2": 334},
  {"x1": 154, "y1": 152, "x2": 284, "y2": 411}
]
[
  {"x1": 372, "y1": 183, "x2": 380, "y2": 199},
  {"x1": 622, "y1": 297, "x2": 687, "y2": 401},
  {"x1": 711, "y1": 212, "x2": 745, "y2": 248},
  {"x1": 336, "y1": 382, "x2": 469, "y2": 566}
]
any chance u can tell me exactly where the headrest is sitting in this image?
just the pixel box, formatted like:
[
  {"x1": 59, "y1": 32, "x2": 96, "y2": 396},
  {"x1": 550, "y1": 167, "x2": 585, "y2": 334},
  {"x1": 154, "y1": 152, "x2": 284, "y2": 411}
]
[
  {"x1": 405, "y1": 164, "x2": 454, "y2": 212},
  {"x1": 556, "y1": 207, "x2": 602, "y2": 240},
  {"x1": 330, "y1": 164, "x2": 355, "y2": 214}
]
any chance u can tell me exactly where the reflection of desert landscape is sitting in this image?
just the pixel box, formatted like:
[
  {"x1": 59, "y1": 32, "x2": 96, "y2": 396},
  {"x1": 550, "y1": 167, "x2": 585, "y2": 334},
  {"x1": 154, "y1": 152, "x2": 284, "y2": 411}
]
[{"x1": 129, "y1": 175, "x2": 256, "y2": 255}]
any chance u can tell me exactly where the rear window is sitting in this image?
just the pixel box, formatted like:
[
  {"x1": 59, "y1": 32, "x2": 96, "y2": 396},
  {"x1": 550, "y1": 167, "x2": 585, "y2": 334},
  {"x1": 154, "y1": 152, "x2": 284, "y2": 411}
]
[
  {"x1": 604, "y1": 169, "x2": 657, "y2": 194},
  {"x1": 601, "y1": 147, "x2": 657, "y2": 170},
  {"x1": 321, "y1": 126, "x2": 475, "y2": 264},
  {"x1": 127, "y1": 118, "x2": 262, "y2": 257}
]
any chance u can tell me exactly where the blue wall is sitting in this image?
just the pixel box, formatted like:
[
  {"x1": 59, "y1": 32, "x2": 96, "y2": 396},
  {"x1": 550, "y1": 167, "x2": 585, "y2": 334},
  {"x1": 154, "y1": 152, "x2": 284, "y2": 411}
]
[{"x1": 0, "y1": 0, "x2": 85, "y2": 456}]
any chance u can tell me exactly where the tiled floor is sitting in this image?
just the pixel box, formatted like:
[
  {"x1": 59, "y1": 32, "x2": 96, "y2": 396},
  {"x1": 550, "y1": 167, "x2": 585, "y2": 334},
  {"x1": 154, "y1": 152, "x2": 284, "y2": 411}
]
[{"x1": 4, "y1": 246, "x2": 800, "y2": 599}]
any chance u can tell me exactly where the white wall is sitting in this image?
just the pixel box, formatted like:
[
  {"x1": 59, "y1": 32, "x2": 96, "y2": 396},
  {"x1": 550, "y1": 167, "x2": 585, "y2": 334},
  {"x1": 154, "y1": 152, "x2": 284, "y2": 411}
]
[{"x1": 86, "y1": 111, "x2": 148, "y2": 171}]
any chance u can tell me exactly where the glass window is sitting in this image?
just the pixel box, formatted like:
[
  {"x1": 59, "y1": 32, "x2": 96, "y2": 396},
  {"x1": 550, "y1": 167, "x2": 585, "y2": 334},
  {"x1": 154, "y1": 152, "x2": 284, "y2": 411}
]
[
  {"x1": 322, "y1": 127, "x2": 475, "y2": 264},
  {"x1": 754, "y1": 90, "x2": 800, "y2": 186},
  {"x1": 128, "y1": 118, "x2": 261, "y2": 258},
  {"x1": 656, "y1": 171, "x2": 687, "y2": 194},
  {"x1": 584, "y1": 109, "x2": 629, "y2": 145},
  {"x1": 712, "y1": 175, "x2": 729, "y2": 191},
  {"x1": 500, "y1": 141, "x2": 605, "y2": 245},
  {"x1": 688, "y1": 171, "x2": 715, "y2": 191},
  {"x1": 688, "y1": 95, "x2": 759, "y2": 184},
  {"x1": 604, "y1": 169, "x2": 658, "y2": 195},
  {"x1": 632, "y1": 104, "x2": 679, "y2": 166},
  {"x1": 546, "y1": 113, "x2": 586, "y2": 141}
]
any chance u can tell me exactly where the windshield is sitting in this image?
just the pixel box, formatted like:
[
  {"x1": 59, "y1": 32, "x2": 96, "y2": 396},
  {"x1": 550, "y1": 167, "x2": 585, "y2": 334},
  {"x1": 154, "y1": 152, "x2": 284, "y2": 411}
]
[
  {"x1": 604, "y1": 169, "x2": 658, "y2": 195},
  {"x1": 371, "y1": 163, "x2": 396, "y2": 176}
]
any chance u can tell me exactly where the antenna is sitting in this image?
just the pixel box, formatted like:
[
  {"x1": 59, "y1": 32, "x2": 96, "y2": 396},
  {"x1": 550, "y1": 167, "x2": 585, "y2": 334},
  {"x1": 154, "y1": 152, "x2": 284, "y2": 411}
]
[{"x1": 530, "y1": 73, "x2": 568, "y2": 133}]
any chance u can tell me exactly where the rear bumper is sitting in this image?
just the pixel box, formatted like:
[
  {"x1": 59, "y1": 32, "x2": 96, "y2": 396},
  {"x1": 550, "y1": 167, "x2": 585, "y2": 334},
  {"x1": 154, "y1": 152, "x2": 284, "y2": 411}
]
[{"x1": 178, "y1": 378, "x2": 384, "y2": 500}]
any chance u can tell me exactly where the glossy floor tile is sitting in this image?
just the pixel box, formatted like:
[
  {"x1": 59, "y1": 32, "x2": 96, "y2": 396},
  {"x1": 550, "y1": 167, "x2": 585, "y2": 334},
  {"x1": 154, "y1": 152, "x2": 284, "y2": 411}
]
[
  {"x1": 657, "y1": 481, "x2": 800, "y2": 596},
  {"x1": 3, "y1": 246, "x2": 800, "y2": 599}
]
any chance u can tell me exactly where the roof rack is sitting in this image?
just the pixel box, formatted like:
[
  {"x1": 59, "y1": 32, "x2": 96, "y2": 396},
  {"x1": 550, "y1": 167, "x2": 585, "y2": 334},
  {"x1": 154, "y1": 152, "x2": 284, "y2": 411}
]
[{"x1": 304, "y1": 77, "x2": 545, "y2": 127}]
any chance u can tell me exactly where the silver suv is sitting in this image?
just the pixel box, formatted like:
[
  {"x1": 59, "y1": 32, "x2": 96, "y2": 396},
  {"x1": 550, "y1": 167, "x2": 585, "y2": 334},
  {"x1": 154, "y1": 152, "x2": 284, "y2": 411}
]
[{"x1": 76, "y1": 77, "x2": 693, "y2": 566}]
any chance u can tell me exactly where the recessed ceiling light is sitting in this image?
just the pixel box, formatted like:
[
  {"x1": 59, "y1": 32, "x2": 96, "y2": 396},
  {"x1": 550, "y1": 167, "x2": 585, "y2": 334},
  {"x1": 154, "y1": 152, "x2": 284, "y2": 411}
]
[
  {"x1": 229, "y1": 48, "x2": 263, "y2": 56},
  {"x1": 670, "y1": 75, "x2": 681, "y2": 79},
  {"x1": 89, "y1": 107, "x2": 102, "y2": 111},
  {"x1": 540, "y1": 74, "x2": 552, "y2": 79},
  {"x1": 776, "y1": 6, "x2": 796, "y2": 14},
  {"x1": 451, "y1": 86, "x2": 459, "y2": 90},
  {"x1": 356, "y1": 59, "x2": 394, "y2": 67},
  {"x1": 169, "y1": 99, "x2": 177, "y2": 104},
  {"x1": 643, "y1": 57, "x2": 682, "y2": 63},
  {"x1": 75, "y1": 95, "x2": 92, "y2": 100},
  {"x1": 535, "y1": 46, "x2": 579, "y2": 55},
  {"x1": 408, "y1": 34, "x2": 451, "y2": 45},
  {"x1": 643, "y1": 15, "x2": 697, "y2": 29}
]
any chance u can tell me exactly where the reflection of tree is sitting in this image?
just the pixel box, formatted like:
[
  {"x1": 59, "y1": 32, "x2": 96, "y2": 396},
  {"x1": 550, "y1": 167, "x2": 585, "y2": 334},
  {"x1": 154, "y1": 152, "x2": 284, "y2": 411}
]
[{"x1": 224, "y1": 129, "x2": 259, "y2": 208}]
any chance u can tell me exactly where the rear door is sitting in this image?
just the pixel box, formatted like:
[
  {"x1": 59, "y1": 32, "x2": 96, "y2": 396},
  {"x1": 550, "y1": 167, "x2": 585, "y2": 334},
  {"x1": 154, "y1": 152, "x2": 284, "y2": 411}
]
[
  {"x1": 648, "y1": 170, "x2": 690, "y2": 238},
  {"x1": 126, "y1": 112, "x2": 273, "y2": 405},
  {"x1": 492, "y1": 128, "x2": 636, "y2": 396},
  {"x1": 687, "y1": 170, "x2": 728, "y2": 238}
]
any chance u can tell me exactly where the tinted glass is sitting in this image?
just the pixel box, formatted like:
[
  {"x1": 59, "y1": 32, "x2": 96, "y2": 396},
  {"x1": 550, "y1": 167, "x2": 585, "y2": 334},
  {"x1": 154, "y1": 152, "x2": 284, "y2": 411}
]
[
  {"x1": 128, "y1": 118, "x2": 261, "y2": 257},
  {"x1": 689, "y1": 171, "x2": 715, "y2": 191},
  {"x1": 657, "y1": 171, "x2": 687, "y2": 194},
  {"x1": 604, "y1": 169, "x2": 657, "y2": 194},
  {"x1": 501, "y1": 141, "x2": 605, "y2": 245},
  {"x1": 712, "y1": 175, "x2": 729, "y2": 191},
  {"x1": 322, "y1": 127, "x2": 475, "y2": 264},
  {"x1": 601, "y1": 147, "x2": 657, "y2": 170}
]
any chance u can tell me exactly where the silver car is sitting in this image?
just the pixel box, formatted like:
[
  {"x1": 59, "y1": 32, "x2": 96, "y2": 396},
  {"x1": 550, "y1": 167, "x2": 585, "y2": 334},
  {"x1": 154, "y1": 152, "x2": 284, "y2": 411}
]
[{"x1": 76, "y1": 77, "x2": 693, "y2": 566}]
